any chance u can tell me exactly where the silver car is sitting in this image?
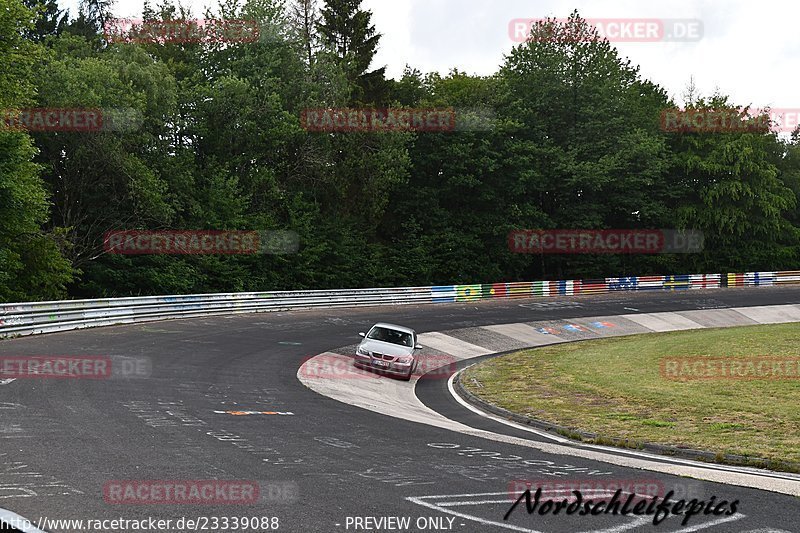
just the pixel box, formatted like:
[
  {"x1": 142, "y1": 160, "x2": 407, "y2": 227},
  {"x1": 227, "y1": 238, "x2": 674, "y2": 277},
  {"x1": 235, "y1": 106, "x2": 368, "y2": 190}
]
[{"x1": 354, "y1": 323, "x2": 422, "y2": 380}]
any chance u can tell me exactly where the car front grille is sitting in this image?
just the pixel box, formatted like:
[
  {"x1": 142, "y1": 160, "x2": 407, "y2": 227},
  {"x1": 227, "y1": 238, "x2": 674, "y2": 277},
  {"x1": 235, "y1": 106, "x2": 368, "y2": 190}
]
[{"x1": 373, "y1": 352, "x2": 395, "y2": 361}]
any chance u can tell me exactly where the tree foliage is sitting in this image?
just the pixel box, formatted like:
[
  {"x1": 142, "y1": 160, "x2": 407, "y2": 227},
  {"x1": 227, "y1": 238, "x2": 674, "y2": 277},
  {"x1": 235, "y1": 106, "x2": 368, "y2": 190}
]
[
  {"x1": 0, "y1": 0, "x2": 73, "y2": 300},
  {"x1": 0, "y1": 4, "x2": 798, "y2": 301}
]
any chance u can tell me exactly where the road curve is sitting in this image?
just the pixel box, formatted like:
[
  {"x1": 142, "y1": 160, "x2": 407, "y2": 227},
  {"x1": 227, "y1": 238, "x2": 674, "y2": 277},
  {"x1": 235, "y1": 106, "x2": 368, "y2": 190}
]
[
  {"x1": 299, "y1": 304, "x2": 800, "y2": 496},
  {"x1": 1, "y1": 287, "x2": 799, "y2": 533}
]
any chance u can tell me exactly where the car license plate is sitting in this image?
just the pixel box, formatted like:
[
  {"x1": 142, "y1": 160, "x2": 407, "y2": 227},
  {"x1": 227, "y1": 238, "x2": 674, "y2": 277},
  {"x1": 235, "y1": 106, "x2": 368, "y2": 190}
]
[{"x1": 373, "y1": 360, "x2": 389, "y2": 368}]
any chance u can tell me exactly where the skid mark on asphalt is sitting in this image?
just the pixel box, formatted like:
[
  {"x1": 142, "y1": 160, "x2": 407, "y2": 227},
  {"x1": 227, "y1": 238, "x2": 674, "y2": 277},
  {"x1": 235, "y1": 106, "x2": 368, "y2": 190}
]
[
  {"x1": 0, "y1": 454, "x2": 83, "y2": 499},
  {"x1": 0, "y1": 423, "x2": 30, "y2": 439},
  {"x1": 406, "y1": 491, "x2": 747, "y2": 532},
  {"x1": 0, "y1": 403, "x2": 86, "y2": 505},
  {"x1": 119, "y1": 397, "x2": 299, "y2": 465},
  {"x1": 348, "y1": 467, "x2": 436, "y2": 487},
  {"x1": 314, "y1": 436, "x2": 359, "y2": 449}
]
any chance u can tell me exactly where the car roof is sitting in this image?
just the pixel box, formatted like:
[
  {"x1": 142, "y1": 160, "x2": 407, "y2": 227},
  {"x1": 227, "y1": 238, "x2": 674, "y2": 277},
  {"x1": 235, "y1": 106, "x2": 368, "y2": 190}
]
[{"x1": 371, "y1": 322, "x2": 415, "y2": 335}]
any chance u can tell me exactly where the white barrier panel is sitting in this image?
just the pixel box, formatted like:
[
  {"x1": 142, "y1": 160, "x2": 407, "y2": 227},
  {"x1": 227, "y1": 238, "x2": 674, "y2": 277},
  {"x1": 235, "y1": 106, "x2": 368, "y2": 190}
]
[{"x1": 0, "y1": 271, "x2": 792, "y2": 339}]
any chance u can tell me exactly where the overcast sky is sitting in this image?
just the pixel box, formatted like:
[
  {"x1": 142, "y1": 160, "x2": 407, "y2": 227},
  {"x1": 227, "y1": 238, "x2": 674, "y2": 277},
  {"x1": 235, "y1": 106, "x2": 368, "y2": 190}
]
[{"x1": 59, "y1": 0, "x2": 796, "y2": 108}]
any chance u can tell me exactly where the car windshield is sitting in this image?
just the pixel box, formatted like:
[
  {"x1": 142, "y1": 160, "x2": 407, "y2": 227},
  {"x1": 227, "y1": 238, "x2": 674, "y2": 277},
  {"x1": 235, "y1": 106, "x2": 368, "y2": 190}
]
[{"x1": 367, "y1": 327, "x2": 413, "y2": 347}]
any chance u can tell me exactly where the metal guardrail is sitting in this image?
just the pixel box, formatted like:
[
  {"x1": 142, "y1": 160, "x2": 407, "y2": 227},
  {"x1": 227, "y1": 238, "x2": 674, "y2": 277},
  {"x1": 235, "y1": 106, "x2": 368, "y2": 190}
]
[
  {"x1": 726, "y1": 271, "x2": 800, "y2": 287},
  {"x1": 0, "y1": 271, "x2": 795, "y2": 339}
]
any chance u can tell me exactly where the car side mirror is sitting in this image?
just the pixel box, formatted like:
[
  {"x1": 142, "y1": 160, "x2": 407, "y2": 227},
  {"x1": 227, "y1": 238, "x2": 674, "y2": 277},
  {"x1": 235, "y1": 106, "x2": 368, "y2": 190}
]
[
  {"x1": 358, "y1": 332, "x2": 366, "y2": 338},
  {"x1": 414, "y1": 344, "x2": 422, "y2": 350}
]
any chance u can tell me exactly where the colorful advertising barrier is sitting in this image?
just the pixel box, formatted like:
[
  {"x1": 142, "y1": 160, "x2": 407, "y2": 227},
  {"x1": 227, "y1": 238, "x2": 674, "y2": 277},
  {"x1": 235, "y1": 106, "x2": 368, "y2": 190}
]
[{"x1": 2, "y1": 272, "x2": 798, "y2": 339}]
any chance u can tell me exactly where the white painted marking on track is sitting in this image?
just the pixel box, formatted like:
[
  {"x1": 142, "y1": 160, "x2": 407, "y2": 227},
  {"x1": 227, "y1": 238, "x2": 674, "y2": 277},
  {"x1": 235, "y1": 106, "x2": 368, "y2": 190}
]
[
  {"x1": 411, "y1": 489, "x2": 618, "y2": 500},
  {"x1": 732, "y1": 304, "x2": 800, "y2": 324},
  {"x1": 576, "y1": 441, "x2": 800, "y2": 482},
  {"x1": 742, "y1": 527, "x2": 792, "y2": 533},
  {"x1": 621, "y1": 312, "x2": 705, "y2": 332},
  {"x1": 418, "y1": 332, "x2": 494, "y2": 359},
  {"x1": 448, "y1": 367, "x2": 800, "y2": 484},
  {"x1": 670, "y1": 512, "x2": 746, "y2": 532},
  {"x1": 212, "y1": 410, "x2": 294, "y2": 415},
  {"x1": 303, "y1": 306, "x2": 800, "y2": 495},
  {"x1": 406, "y1": 493, "x2": 543, "y2": 533},
  {"x1": 482, "y1": 323, "x2": 564, "y2": 345},
  {"x1": 407, "y1": 491, "x2": 656, "y2": 533},
  {"x1": 0, "y1": 379, "x2": 15, "y2": 386},
  {"x1": 448, "y1": 366, "x2": 572, "y2": 444},
  {"x1": 588, "y1": 515, "x2": 651, "y2": 533},
  {"x1": 438, "y1": 499, "x2": 519, "y2": 507},
  {"x1": 409, "y1": 492, "x2": 747, "y2": 533},
  {"x1": 0, "y1": 508, "x2": 47, "y2": 533},
  {"x1": 436, "y1": 489, "x2": 619, "y2": 508}
]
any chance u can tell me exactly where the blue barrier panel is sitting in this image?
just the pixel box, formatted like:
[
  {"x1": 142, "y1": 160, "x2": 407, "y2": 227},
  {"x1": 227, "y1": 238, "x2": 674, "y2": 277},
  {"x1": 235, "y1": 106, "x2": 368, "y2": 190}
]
[
  {"x1": 431, "y1": 286, "x2": 456, "y2": 303},
  {"x1": 608, "y1": 277, "x2": 638, "y2": 291},
  {"x1": 664, "y1": 274, "x2": 691, "y2": 290}
]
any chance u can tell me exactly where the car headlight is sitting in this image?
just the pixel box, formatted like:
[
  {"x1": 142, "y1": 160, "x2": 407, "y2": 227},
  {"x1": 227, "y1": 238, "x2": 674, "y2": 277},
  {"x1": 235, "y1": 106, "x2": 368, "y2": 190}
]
[
  {"x1": 357, "y1": 347, "x2": 369, "y2": 356},
  {"x1": 398, "y1": 356, "x2": 413, "y2": 364}
]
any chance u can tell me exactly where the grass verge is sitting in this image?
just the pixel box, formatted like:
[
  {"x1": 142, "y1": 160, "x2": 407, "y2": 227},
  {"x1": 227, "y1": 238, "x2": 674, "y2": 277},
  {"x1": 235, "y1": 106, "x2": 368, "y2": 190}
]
[{"x1": 461, "y1": 324, "x2": 800, "y2": 469}]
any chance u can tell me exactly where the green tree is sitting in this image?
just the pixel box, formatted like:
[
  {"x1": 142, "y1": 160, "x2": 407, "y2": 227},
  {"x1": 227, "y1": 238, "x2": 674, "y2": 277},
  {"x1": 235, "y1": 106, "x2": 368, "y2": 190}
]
[
  {"x1": 318, "y1": 0, "x2": 387, "y2": 103},
  {"x1": 31, "y1": 35, "x2": 177, "y2": 294},
  {"x1": 0, "y1": 0, "x2": 73, "y2": 301},
  {"x1": 80, "y1": 0, "x2": 115, "y2": 31},
  {"x1": 667, "y1": 96, "x2": 798, "y2": 271},
  {"x1": 380, "y1": 70, "x2": 511, "y2": 284},
  {"x1": 22, "y1": 0, "x2": 69, "y2": 42},
  {"x1": 497, "y1": 12, "x2": 675, "y2": 279},
  {"x1": 289, "y1": 0, "x2": 320, "y2": 66}
]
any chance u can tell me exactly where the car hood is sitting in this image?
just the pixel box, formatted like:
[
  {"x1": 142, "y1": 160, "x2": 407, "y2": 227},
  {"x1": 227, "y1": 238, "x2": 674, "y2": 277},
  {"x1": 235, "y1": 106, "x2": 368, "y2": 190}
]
[{"x1": 358, "y1": 339, "x2": 414, "y2": 357}]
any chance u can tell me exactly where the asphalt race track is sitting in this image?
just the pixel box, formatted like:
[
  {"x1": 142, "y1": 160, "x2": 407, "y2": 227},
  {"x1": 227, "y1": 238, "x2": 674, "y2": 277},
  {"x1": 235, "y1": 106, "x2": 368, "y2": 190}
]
[{"x1": 1, "y1": 287, "x2": 800, "y2": 533}]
